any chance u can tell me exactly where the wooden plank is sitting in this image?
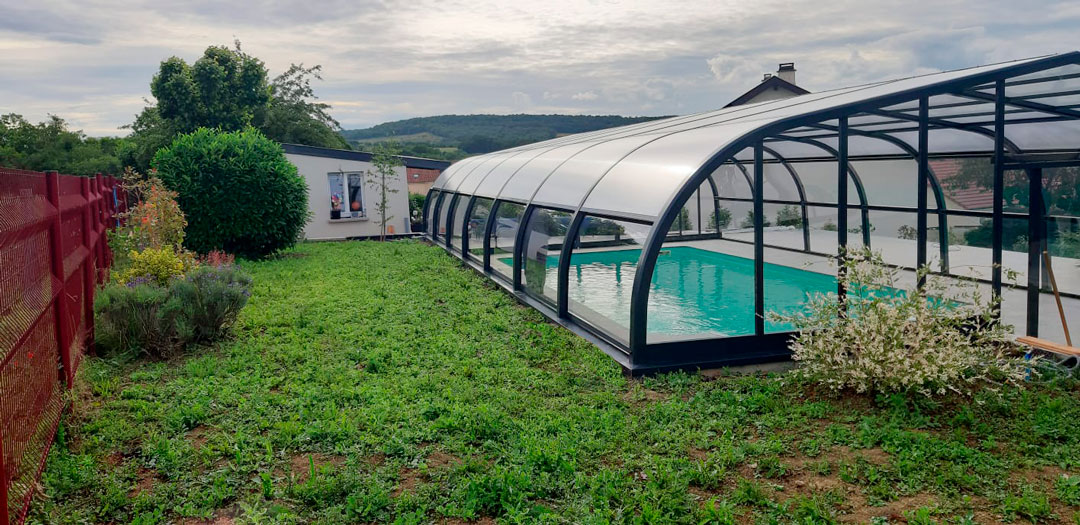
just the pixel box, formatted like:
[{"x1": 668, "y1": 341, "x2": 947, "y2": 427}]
[{"x1": 1017, "y1": 335, "x2": 1080, "y2": 356}]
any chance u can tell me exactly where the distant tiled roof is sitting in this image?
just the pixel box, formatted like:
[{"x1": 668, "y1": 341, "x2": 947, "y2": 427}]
[
  {"x1": 407, "y1": 167, "x2": 442, "y2": 183},
  {"x1": 930, "y1": 158, "x2": 994, "y2": 210}
]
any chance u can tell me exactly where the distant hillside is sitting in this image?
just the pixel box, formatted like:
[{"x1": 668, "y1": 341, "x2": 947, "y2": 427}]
[{"x1": 340, "y1": 114, "x2": 669, "y2": 161}]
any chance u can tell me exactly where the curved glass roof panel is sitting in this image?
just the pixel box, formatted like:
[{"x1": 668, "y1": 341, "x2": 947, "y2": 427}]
[
  {"x1": 431, "y1": 155, "x2": 479, "y2": 191},
  {"x1": 583, "y1": 120, "x2": 766, "y2": 219},
  {"x1": 497, "y1": 141, "x2": 601, "y2": 202},
  {"x1": 471, "y1": 148, "x2": 553, "y2": 199},
  {"x1": 530, "y1": 135, "x2": 661, "y2": 210},
  {"x1": 450, "y1": 151, "x2": 518, "y2": 194}
]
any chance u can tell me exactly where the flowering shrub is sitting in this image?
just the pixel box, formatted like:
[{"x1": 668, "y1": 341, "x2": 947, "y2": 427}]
[
  {"x1": 120, "y1": 246, "x2": 188, "y2": 286},
  {"x1": 199, "y1": 250, "x2": 236, "y2": 268},
  {"x1": 95, "y1": 265, "x2": 253, "y2": 357},
  {"x1": 773, "y1": 249, "x2": 1028, "y2": 396},
  {"x1": 109, "y1": 169, "x2": 191, "y2": 273}
]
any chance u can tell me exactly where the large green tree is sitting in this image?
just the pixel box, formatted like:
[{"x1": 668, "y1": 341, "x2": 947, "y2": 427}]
[
  {"x1": 0, "y1": 113, "x2": 126, "y2": 175},
  {"x1": 153, "y1": 127, "x2": 309, "y2": 259},
  {"x1": 126, "y1": 42, "x2": 347, "y2": 170}
]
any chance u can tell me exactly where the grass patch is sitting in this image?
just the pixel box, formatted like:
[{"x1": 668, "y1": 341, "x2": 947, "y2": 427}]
[{"x1": 31, "y1": 240, "x2": 1080, "y2": 524}]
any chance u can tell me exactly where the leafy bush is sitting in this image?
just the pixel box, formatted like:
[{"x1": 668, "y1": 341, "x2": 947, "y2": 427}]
[
  {"x1": 107, "y1": 170, "x2": 189, "y2": 271},
  {"x1": 168, "y1": 265, "x2": 252, "y2": 342},
  {"x1": 408, "y1": 193, "x2": 426, "y2": 226},
  {"x1": 774, "y1": 249, "x2": 1027, "y2": 396},
  {"x1": 95, "y1": 264, "x2": 252, "y2": 357},
  {"x1": 153, "y1": 127, "x2": 309, "y2": 259},
  {"x1": 120, "y1": 246, "x2": 188, "y2": 286}
]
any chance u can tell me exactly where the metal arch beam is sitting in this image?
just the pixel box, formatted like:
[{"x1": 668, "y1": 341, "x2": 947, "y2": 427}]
[
  {"x1": 460, "y1": 196, "x2": 478, "y2": 262},
  {"x1": 443, "y1": 194, "x2": 460, "y2": 250},
  {"x1": 731, "y1": 161, "x2": 754, "y2": 191},
  {"x1": 957, "y1": 89, "x2": 1080, "y2": 120},
  {"x1": 760, "y1": 145, "x2": 812, "y2": 251},
  {"x1": 807, "y1": 122, "x2": 953, "y2": 270},
  {"x1": 865, "y1": 108, "x2": 1023, "y2": 154},
  {"x1": 431, "y1": 191, "x2": 448, "y2": 242},
  {"x1": 764, "y1": 136, "x2": 873, "y2": 247},
  {"x1": 481, "y1": 199, "x2": 502, "y2": 272},
  {"x1": 421, "y1": 187, "x2": 438, "y2": 236}
]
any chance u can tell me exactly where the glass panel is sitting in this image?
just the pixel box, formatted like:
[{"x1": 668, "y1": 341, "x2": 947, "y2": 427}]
[
  {"x1": 852, "y1": 159, "x2": 918, "y2": 207},
  {"x1": 1042, "y1": 215, "x2": 1080, "y2": 345},
  {"x1": 466, "y1": 198, "x2": 494, "y2": 260},
  {"x1": 762, "y1": 163, "x2": 800, "y2": 201},
  {"x1": 718, "y1": 199, "x2": 753, "y2": 237},
  {"x1": 566, "y1": 218, "x2": 651, "y2": 345},
  {"x1": 999, "y1": 120, "x2": 1080, "y2": 152},
  {"x1": 425, "y1": 190, "x2": 440, "y2": 235},
  {"x1": 520, "y1": 208, "x2": 572, "y2": 303},
  {"x1": 531, "y1": 135, "x2": 659, "y2": 209},
  {"x1": 498, "y1": 142, "x2": 597, "y2": 202},
  {"x1": 584, "y1": 122, "x2": 763, "y2": 218},
  {"x1": 439, "y1": 156, "x2": 483, "y2": 192},
  {"x1": 865, "y1": 210, "x2": 919, "y2": 268},
  {"x1": 764, "y1": 203, "x2": 806, "y2": 250},
  {"x1": 796, "y1": 162, "x2": 839, "y2": 203},
  {"x1": 488, "y1": 202, "x2": 526, "y2": 280},
  {"x1": 712, "y1": 164, "x2": 752, "y2": 199},
  {"x1": 647, "y1": 236, "x2": 758, "y2": 342},
  {"x1": 436, "y1": 193, "x2": 453, "y2": 240},
  {"x1": 474, "y1": 150, "x2": 551, "y2": 198},
  {"x1": 763, "y1": 244, "x2": 839, "y2": 334},
  {"x1": 450, "y1": 195, "x2": 469, "y2": 252},
  {"x1": 455, "y1": 153, "x2": 517, "y2": 195}
]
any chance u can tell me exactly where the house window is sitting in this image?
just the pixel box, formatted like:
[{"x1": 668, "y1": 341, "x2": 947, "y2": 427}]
[{"x1": 328, "y1": 172, "x2": 365, "y2": 219}]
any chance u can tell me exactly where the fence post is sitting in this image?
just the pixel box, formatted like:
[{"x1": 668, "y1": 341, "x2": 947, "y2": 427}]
[
  {"x1": 0, "y1": 430, "x2": 7, "y2": 525},
  {"x1": 81, "y1": 177, "x2": 96, "y2": 358},
  {"x1": 45, "y1": 171, "x2": 73, "y2": 388},
  {"x1": 93, "y1": 174, "x2": 104, "y2": 284}
]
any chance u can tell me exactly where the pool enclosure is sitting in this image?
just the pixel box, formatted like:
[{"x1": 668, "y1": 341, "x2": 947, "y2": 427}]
[{"x1": 424, "y1": 53, "x2": 1080, "y2": 374}]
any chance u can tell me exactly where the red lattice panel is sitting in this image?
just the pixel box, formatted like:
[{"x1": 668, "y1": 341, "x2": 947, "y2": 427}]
[{"x1": 0, "y1": 169, "x2": 119, "y2": 525}]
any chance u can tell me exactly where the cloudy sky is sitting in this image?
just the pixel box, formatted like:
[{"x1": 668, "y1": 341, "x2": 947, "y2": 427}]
[{"x1": 2, "y1": 0, "x2": 1079, "y2": 136}]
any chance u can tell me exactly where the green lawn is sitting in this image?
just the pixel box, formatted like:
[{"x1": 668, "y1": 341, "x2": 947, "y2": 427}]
[{"x1": 32, "y1": 241, "x2": 1080, "y2": 524}]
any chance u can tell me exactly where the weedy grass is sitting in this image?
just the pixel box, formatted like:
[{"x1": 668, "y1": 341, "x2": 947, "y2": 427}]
[{"x1": 30, "y1": 241, "x2": 1080, "y2": 524}]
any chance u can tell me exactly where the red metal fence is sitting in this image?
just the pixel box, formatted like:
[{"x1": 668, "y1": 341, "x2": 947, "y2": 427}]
[{"x1": 0, "y1": 169, "x2": 123, "y2": 525}]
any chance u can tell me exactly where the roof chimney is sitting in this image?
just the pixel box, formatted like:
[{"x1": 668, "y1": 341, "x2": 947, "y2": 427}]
[
  {"x1": 777, "y1": 62, "x2": 796, "y2": 85},
  {"x1": 762, "y1": 73, "x2": 773, "y2": 82}
]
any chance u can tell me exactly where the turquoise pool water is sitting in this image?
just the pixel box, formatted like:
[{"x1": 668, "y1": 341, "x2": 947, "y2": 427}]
[{"x1": 504, "y1": 246, "x2": 841, "y2": 338}]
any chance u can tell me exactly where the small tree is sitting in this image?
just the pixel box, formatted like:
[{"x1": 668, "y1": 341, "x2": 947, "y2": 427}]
[
  {"x1": 672, "y1": 206, "x2": 693, "y2": 233},
  {"x1": 740, "y1": 210, "x2": 772, "y2": 229},
  {"x1": 710, "y1": 207, "x2": 732, "y2": 231},
  {"x1": 368, "y1": 142, "x2": 403, "y2": 241},
  {"x1": 775, "y1": 205, "x2": 801, "y2": 227}
]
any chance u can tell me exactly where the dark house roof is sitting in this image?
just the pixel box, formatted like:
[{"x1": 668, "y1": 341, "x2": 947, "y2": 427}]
[
  {"x1": 281, "y1": 143, "x2": 451, "y2": 171},
  {"x1": 724, "y1": 75, "x2": 810, "y2": 108}
]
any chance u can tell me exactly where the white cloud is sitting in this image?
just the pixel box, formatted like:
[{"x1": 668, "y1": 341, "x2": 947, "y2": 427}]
[{"x1": 0, "y1": 0, "x2": 1077, "y2": 134}]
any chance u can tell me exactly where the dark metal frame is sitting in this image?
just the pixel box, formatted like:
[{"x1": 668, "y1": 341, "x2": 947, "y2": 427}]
[{"x1": 423, "y1": 53, "x2": 1080, "y2": 374}]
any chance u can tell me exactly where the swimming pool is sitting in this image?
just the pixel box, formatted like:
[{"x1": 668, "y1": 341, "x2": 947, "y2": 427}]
[{"x1": 505, "y1": 246, "x2": 840, "y2": 339}]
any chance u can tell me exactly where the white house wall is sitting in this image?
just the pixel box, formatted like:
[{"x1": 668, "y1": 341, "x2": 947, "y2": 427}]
[{"x1": 286, "y1": 152, "x2": 413, "y2": 240}]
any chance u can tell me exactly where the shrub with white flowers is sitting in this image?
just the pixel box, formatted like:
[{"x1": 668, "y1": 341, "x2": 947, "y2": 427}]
[{"x1": 774, "y1": 249, "x2": 1028, "y2": 396}]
